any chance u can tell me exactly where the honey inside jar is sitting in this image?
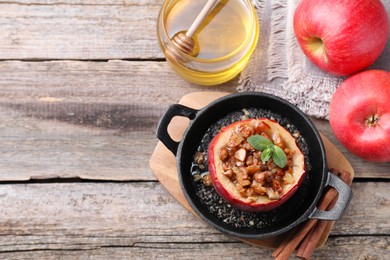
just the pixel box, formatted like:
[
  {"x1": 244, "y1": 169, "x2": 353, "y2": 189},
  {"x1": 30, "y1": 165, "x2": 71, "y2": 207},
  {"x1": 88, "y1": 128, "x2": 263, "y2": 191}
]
[
  {"x1": 157, "y1": 0, "x2": 259, "y2": 85},
  {"x1": 166, "y1": 0, "x2": 249, "y2": 59}
]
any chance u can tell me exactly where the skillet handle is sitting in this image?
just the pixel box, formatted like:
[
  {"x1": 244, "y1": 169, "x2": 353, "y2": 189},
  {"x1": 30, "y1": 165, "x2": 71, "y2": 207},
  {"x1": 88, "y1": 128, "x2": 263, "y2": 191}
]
[
  {"x1": 156, "y1": 104, "x2": 198, "y2": 155},
  {"x1": 309, "y1": 173, "x2": 352, "y2": 220}
]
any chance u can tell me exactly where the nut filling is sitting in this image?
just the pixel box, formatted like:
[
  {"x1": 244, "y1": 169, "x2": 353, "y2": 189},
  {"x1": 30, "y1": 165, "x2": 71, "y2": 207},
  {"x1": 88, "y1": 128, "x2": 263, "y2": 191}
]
[{"x1": 219, "y1": 121, "x2": 295, "y2": 201}]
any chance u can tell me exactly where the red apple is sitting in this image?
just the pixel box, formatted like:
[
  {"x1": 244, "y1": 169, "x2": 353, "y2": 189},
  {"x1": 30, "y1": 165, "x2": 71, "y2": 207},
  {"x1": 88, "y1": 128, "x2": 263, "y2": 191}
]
[
  {"x1": 207, "y1": 118, "x2": 306, "y2": 212},
  {"x1": 330, "y1": 70, "x2": 390, "y2": 162},
  {"x1": 293, "y1": 0, "x2": 389, "y2": 76}
]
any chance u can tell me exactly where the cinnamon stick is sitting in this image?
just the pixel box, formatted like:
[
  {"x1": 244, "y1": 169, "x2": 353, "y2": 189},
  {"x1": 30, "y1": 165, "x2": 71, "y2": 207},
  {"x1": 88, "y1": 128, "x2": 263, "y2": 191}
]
[
  {"x1": 272, "y1": 169, "x2": 351, "y2": 260},
  {"x1": 272, "y1": 219, "x2": 318, "y2": 260},
  {"x1": 295, "y1": 170, "x2": 352, "y2": 260},
  {"x1": 296, "y1": 221, "x2": 320, "y2": 258},
  {"x1": 295, "y1": 195, "x2": 338, "y2": 259},
  {"x1": 271, "y1": 226, "x2": 299, "y2": 257}
]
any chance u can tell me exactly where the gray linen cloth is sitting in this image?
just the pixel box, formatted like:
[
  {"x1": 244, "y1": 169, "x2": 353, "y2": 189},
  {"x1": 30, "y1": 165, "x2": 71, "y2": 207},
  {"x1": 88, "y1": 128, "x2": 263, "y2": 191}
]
[{"x1": 239, "y1": 0, "x2": 390, "y2": 119}]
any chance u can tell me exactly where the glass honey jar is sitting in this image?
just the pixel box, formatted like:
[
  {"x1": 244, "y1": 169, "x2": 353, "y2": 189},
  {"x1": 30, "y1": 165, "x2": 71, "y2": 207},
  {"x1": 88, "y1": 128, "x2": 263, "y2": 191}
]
[{"x1": 157, "y1": 0, "x2": 259, "y2": 85}]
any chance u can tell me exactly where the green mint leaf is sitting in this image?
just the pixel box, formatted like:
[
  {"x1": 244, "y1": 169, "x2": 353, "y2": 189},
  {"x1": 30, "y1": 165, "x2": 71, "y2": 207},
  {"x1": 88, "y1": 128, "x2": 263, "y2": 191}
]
[
  {"x1": 247, "y1": 135, "x2": 273, "y2": 151},
  {"x1": 261, "y1": 147, "x2": 272, "y2": 163},
  {"x1": 272, "y1": 145, "x2": 287, "y2": 168}
]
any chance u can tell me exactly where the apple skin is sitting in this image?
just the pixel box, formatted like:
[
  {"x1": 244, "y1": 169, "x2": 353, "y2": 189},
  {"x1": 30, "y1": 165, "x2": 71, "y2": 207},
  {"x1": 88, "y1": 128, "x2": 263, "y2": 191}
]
[
  {"x1": 293, "y1": 0, "x2": 389, "y2": 76},
  {"x1": 207, "y1": 118, "x2": 306, "y2": 212},
  {"x1": 329, "y1": 70, "x2": 390, "y2": 162}
]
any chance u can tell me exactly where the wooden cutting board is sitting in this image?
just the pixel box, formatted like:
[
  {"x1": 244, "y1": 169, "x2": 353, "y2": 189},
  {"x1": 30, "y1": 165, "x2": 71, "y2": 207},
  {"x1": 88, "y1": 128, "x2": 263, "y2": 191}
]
[{"x1": 149, "y1": 91, "x2": 354, "y2": 249}]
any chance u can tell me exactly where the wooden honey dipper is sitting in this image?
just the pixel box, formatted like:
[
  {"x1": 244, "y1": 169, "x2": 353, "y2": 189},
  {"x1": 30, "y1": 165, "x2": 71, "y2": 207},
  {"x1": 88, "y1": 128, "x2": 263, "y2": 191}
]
[{"x1": 167, "y1": 0, "x2": 218, "y2": 60}]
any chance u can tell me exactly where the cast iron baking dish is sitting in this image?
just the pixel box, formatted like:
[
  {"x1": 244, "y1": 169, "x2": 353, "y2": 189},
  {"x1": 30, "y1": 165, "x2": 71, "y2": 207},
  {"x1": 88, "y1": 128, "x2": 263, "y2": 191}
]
[{"x1": 157, "y1": 92, "x2": 352, "y2": 239}]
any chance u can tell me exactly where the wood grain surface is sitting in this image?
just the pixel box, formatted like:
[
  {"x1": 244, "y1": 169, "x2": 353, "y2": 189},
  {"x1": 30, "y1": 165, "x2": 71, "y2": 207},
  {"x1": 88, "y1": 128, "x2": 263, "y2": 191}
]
[
  {"x1": 0, "y1": 1, "x2": 163, "y2": 60},
  {"x1": 0, "y1": 60, "x2": 236, "y2": 181},
  {"x1": 0, "y1": 182, "x2": 388, "y2": 258},
  {"x1": 0, "y1": 0, "x2": 389, "y2": 259}
]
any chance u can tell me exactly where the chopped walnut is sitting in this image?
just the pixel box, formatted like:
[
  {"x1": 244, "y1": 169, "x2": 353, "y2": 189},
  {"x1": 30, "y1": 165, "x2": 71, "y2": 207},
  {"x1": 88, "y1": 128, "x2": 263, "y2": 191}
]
[
  {"x1": 202, "y1": 173, "x2": 212, "y2": 187},
  {"x1": 227, "y1": 132, "x2": 244, "y2": 147},
  {"x1": 236, "y1": 123, "x2": 254, "y2": 138},
  {"x1": 194, "y1": 151, "x2": 205, "y2": 165},
  {"x1": 234, "y1": 148, "x2": 246, "y2": 161},
  {"x1": 219, "y1": 148, "x2": 228, "y2": 161}
]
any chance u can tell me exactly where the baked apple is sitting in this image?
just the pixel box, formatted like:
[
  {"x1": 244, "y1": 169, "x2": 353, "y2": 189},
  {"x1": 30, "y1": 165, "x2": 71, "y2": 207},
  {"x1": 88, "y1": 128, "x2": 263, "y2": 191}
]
[{"x1": 208, "y1": 118, "x2": 306, "y2": 212}]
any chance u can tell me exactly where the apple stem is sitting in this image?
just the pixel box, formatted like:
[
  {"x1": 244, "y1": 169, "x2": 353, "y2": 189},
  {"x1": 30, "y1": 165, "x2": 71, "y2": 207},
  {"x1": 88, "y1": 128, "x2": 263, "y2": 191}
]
[{"x1": 366, "y1": 114, "x2": 380, "y2": 127}]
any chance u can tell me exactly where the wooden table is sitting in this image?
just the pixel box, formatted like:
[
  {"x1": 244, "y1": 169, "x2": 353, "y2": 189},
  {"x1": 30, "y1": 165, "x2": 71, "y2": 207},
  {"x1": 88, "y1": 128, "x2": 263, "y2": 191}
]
[{"x1": 0, "y1": 1, "x2": 388, "y2": 259}]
